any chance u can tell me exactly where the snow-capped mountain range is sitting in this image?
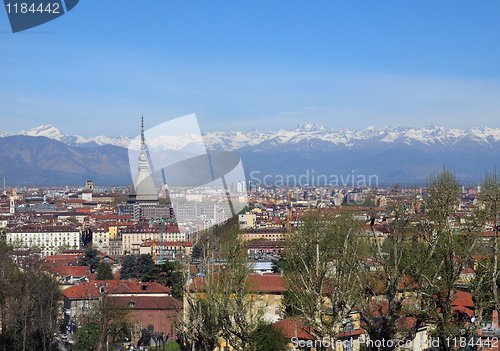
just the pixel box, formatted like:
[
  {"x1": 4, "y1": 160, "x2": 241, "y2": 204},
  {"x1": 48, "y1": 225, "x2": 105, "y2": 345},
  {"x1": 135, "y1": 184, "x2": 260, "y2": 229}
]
[
  {"x1": 0, "y1": 125, "x2": 132, "y2": 148},
  {"x1": 1, "y1": 123, "x2": 500, "y2": 185},
  {"x1": 204, "y1": 123, "x2": 500, "y2": 152},
  {"x1": 3, "y1": 123, "x2": 500, "y2": 152}
]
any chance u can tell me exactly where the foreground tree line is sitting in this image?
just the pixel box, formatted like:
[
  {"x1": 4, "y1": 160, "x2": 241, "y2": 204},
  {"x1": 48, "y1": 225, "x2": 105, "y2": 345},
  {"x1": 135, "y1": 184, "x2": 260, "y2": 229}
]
[
  {"x1": 180, "y1": 224, "x2": 290, "y2": 351},
  {"x1": 181, "y1": 167, "x2": 500, "y2": 351},
  {"x1": 0, "y1": 247, "x2": 61, "y2": 351}
]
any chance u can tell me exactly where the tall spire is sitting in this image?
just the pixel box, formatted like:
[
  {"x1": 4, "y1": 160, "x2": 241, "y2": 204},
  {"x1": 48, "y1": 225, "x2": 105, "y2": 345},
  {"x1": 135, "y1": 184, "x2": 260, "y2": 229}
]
[
  {"x1": 138, "y1": 115, "x2": 148, "y2": 171},
  {"x1": 141, "y1": 114, "x2": 145, "y2": 146}
]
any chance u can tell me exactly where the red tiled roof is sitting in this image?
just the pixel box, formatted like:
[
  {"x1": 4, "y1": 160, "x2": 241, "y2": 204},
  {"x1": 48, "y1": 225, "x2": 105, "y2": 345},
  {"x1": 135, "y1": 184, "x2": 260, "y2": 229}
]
[
  {"x1": 67, "y1": 199, "x2": 85, "y2": 204},
  {"x1": 190, "y1": 273, "x2": 285, "y2": 293},
  {"x1": 452, "y1": 305, "x2": 474, "y2": 317},
  {"x1": 47, "y1": 265, "x2": 89, "y2": 278},
  {"x1": 63, "y1": 280, "x2": 171, "y2": 299},
  {"x1": 274, "y1": 318, "x2": 315, "y2": 340},
  {"x1": 93, "y1": 215, "x2": 131, "y2": 220},
  {"x1": 452, "y1": 291, "x2": 473, "y2": 307},
  {"x1": 43, "y1": 255, "x2": 80, "y2": 267},
  {"x1": 46, "y1": 253, "x2": 82, "y2": 259},
  {"x1": 247, "y1": 273, "x2": 285, "y2": 292},
  {"x1": 109, "y1": 281, "x2": 172, "y2": 294},
  {"x1": 63, "y1": 280, "x2": 121, "y2": 299}
]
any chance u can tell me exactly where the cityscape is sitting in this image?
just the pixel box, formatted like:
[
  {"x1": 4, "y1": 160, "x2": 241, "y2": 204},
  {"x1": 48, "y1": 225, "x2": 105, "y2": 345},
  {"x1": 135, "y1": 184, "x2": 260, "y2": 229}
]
[{"x1": 0, "y1": 156, "x2": 498, "y2": 350}]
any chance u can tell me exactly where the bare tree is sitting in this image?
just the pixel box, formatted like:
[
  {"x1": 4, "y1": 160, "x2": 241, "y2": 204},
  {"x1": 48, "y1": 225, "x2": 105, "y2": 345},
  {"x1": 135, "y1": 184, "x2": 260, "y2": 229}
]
[
  {"x1": 281, "y1": 210, "x2": 363, "y2": 340},
  {"x1": 217, "y1": 227, "x2": 265, "y2": 350},
  {"x1": 180, "y1": 225, "x2": 266, "y2": 351},
  {"x1": 0, "y1": 251, "x2": 62, "y2": 351},
  {"x1": 356, "y1": 197, "x2": 429, "y2": 351},
  {"x1": 471, "y1": 168, "x2": 500, "y2": 326},
  {"x1": 414, "y1": 167, "x2": 478, "y2": 350}
]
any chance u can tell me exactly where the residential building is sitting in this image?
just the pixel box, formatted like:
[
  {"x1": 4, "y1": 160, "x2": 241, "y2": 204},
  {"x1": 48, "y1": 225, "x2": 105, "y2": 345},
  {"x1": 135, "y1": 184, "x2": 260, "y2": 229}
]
[
  {"x1": 238, "y1": 213, "x2": 256, "y2": 229},
  {"x1": 139, "y1": 240, "x2": 193, "y2": 260},
  {"x1": 239, "y1": 228, "x2": 284, "y2": 242},
  {"x1": 122, "y1": 223, "x2": 185, "y2": 255},
  {"x1": 91, "y1": 224, "x2": 109, "y2": 254},
  {"x1": 7, "y1": 223, "x2": 80, "y2": 257},
  {"x1": 62, "y1": 280, "x2": 177, "y2": 338}
]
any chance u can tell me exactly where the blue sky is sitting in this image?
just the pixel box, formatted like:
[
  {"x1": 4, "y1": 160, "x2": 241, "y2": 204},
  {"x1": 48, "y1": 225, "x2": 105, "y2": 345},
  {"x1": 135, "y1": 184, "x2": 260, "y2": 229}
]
[{"x1": 1, "y1": 0, "x2": 500, "y2": 137}]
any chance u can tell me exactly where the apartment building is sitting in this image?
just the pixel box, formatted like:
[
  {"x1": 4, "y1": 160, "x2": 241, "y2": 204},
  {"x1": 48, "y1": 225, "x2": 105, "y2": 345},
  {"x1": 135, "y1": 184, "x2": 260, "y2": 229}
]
[
  {"x1": 7, "y1": 223, "x2": 80, "y2": 257},
  {"x1": 121, "y1": 223, "x2": 185, "y2": 255}
]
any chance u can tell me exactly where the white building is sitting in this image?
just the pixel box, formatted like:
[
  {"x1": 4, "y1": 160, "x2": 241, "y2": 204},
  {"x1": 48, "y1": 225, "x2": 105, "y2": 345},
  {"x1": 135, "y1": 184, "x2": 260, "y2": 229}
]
[
  {"x1": 79, "y1": 191, "x2": 92, "y2": 201},
  {"x1": 231, "y1": 181, "x2": 246, "y2": 194},
  {"x1": 91, "y1": 225, "x2": 109, "y2": 254},
  {"x1": 7, "y1": 224, "x2": 80, "y2": 257}
]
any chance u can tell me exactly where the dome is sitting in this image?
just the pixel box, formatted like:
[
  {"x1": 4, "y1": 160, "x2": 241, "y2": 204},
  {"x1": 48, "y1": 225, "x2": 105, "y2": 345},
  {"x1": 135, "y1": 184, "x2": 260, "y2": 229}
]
[{"x1": 129, "y1": 171, "x2": 157, "y2": 202}]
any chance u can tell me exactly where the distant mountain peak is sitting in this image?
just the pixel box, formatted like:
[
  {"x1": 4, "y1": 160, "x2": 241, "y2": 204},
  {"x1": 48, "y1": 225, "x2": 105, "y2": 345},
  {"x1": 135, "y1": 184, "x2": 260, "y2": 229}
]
[
  {"x1": 19, "y1": 125, "x2": 64, "y2": 139},
  {"x1": 2, "y1": 125, "x2": 132, "y2": 148},
  {"x1": 294, "y1": 122, "x2": 328, "y2": 132},
  {"x1": 2, "y1": 123, "x2": 500, "y2": 152}
]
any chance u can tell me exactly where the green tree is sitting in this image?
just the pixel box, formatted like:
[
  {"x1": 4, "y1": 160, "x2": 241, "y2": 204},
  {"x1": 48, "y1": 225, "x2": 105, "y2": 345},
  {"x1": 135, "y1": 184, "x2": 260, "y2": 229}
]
[
  {"x1": 79, "y1": 248, "x2": 101, "y2": 273},
  {"x1": 181, "y1": 294, "x2": 222, "y2": 351},
  {"x1": 56, "y1": 244, "x2": 71, "y2": 254},
  {"x1": 248, "y1": 322, "x2": 289, "y2": 351},
  {"x1": 96, "y1": 261, "x2": 114, "y2": 280},
  {"x1": 119, "y1": 255, "x2": 138, "y2": 280},
  {"x1": 0, "y1": 242, "x2": 20, "y2": 341},
  {"x1": 191, "y1": 241, "x2": 203, "y2": 259},
  {"x1": 142, "y1": 260, "x2": 185, "y2": 301},
  {"x1": 137, "y1": 254, "x2": 155, "y2": 277},
  {"x1": 74, "y1": 321, "x2": 99, "y2": 351}
]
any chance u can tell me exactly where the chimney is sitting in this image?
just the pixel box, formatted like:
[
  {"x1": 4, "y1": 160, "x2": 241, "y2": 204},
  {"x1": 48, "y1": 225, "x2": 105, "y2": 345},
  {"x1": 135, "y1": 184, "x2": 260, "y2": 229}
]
[{"x1": 494, "y1": 310, "x2": 499, "y2": 328}]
